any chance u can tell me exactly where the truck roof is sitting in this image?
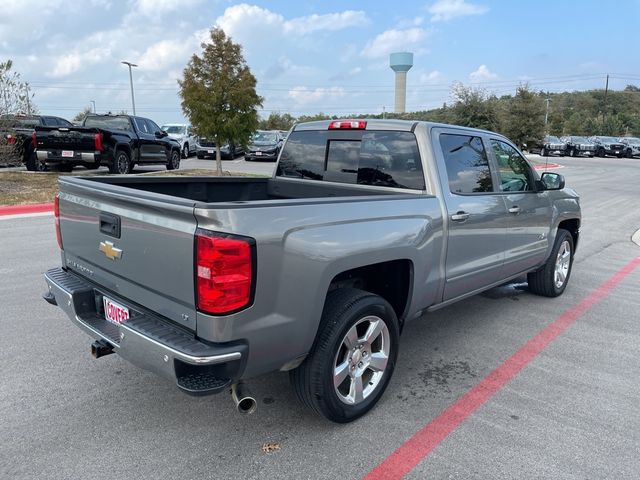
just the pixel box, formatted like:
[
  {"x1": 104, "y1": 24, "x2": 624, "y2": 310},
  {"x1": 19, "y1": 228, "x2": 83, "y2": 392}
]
[{"x1": 292, "y1": 118, "x2": 500, "y2": 137}]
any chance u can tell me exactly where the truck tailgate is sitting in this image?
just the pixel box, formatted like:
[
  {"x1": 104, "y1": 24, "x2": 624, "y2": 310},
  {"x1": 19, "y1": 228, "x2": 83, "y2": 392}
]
[
  {"x1": 35, "y1": 126, "x2": 98, "y2": 151},
  {"x1": 58, "y1": 179, "x2": 198, "y2": 330}
]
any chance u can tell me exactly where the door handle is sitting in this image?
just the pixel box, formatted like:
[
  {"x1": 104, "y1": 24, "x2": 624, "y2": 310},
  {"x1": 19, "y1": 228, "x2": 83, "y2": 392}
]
[
  {"x1": 508, "y1": 206, "x2": 521, "y2": 214},
  {"x1": 451, "y1": 211, "x2": 470, "y2": 222}
]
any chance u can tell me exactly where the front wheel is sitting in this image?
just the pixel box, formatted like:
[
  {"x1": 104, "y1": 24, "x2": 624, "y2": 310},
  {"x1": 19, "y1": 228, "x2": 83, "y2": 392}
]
[
  {"x1": 527, "y1": 229, "x2": 574, "y2": 297},
  {"x1": 290, "y1": 288, "x2": 399, "y2": 423},
  {"x1": 166, "y1": 149, "x2": 180, "y2": 170},
  {"x1": 540, "y1": 147, "x2": 547, "y2": 157},
  {"x1": 182, "y1": 144, "x2": 189, "y2": 159}
]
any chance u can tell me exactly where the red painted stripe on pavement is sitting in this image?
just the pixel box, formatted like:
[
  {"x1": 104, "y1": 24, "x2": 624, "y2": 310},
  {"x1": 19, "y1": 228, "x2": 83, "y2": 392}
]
[
  {"x1": 0, "y1": 203, "x2": 53, "y2": 216},
  {"x1": 365, "y1": 256, "x2": 640, "y2": 480},
  {"x1": 534, "y1": 163, "x2": 562, "y2": 170}
]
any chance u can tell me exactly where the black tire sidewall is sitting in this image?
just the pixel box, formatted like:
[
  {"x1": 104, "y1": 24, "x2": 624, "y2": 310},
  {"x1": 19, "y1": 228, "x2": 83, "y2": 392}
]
[
  {"x1": 312, "y1": 292, "x2": 399, "y2": 423},
  {"x1": 111, "y1": 151, "x2": 130, "y2": 174}
]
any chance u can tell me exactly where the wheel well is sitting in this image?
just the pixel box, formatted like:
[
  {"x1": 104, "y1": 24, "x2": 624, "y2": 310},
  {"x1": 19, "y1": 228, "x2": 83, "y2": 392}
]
[
  {"x1": 328, "y1": 259, "x2": 413, "y2": 323},
  {"x1": 558, "y1": 219, "x2": 580, "y2": 248},
  {"x1": 115, "y1": 144, "x2": 131, "y2": 157}
]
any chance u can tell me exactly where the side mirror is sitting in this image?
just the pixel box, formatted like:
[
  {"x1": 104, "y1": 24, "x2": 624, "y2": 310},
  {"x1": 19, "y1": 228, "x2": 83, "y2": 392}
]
[
  {"x1": 155, "y1": 130, "x2": 167, "y2": 138},
  {"x1": 540, "y1": 172, "x2": 565, "y2": 190}
]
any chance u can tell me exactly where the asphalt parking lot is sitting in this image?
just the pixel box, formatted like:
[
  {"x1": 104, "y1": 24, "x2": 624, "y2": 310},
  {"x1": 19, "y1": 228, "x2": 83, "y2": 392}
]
[{"x1": 1, "y1": 155, "x2": 639, "y2": 479}]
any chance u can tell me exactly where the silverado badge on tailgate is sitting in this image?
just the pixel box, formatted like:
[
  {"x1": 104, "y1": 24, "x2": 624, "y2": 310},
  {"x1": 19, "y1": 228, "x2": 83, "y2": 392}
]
[{"x1": 99, "y1": 240, "x2": 122, "y2": 260}]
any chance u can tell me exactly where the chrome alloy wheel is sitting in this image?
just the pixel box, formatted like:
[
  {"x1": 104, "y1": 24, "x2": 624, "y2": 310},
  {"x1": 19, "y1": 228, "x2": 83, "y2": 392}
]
[
  {"x1": 333, "y1": 315, "x2": 390, "y2": 405},
  {"x1": 554, "y1": 240, "x2": 571, "y2": 289}
]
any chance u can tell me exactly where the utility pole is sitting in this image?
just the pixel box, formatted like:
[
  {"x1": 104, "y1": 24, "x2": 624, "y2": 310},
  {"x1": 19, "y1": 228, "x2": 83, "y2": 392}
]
[
  {"x1": 90, "y1": 100, "x2": 96, "y2": 113},
  {"x1": 121, "y1": 61, "x2": 138, "y2": 115},
  {"x1": 603, "y1": 74, "x2": 609, "y2": 123},
  {"x1": 382, "y1": 105, "x2": 386, "y2": 119},
  {"x1": 544, "y1": 98, "x2": 551, "y2": 130}
]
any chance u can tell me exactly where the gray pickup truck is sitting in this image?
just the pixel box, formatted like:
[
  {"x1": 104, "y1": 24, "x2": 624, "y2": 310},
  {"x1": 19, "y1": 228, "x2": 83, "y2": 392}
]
[{"x1": 43, "y1": 119, "x2": 580, "y2": 423}]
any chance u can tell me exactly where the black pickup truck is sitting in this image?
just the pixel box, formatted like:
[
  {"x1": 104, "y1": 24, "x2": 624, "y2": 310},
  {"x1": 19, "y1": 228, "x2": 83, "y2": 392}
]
[
  {"x1": 1, "y1": 114, "x2": 73, "y2": 170},
  {"x1": 34, "y1": 114, "x2": 181, "y2": 173}
]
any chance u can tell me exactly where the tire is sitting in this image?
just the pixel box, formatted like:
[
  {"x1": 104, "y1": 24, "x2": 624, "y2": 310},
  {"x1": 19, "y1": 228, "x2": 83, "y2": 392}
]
[
  {"x1": 197, "y1": 152, "x2": 204, "y2": 159},
  {"x1": 540, "y1": 147, "x2": 547, "y2": 157},
  {"x1": 109, "y1": 149, "x2": 131, "y2": 174},
  {"x1": 527, "y1": 229, "x2": 574, "y2": 297},
  {"x1": 25, "y1": 151, "x2": 46, "y2": 172},
  {"x1": 596, "y1": 147, "x2": 604, "y2": 158},
  {"x1": 290, "y1": 288, "x2": 400, "y2": 423},
  {"x1": 182, "y1": 144, "x2": 189, "y2": 159},
  {"x1": 625, "y1": 149, "x2": 632, "y2": 158},
  {"x1": 166, "y1": 149, "x2": 180, "y2": 170},
  {"x1": 570, "y1": 148, "x2": 576, "y2": 157}
]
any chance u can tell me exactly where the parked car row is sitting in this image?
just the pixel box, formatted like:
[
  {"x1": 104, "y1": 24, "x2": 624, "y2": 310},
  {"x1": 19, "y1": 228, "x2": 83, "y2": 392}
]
[{"x1": 529, "y1": 135, "x2": 640, "y2": 158}]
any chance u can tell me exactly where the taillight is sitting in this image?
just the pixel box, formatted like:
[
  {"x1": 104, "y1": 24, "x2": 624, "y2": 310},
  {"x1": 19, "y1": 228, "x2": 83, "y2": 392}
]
[
  {"x1": 32, "y1": 131, "x2": 37, "y2": 148},
  {"x1": 54, "y1": 194, "x2": 62, "y2": 250},
  {"x1": 328, "y1": 120, "x2": 367, "y2": 130},
  {"x1": 195, "y1": 229, "x2": 254, "y2": 315},
  {"x1": 6, "y1": 134, "x2": 15, "y2": 145},
  {"x1": 94, "y1": 133, "x2": 103, "y2": 151}
]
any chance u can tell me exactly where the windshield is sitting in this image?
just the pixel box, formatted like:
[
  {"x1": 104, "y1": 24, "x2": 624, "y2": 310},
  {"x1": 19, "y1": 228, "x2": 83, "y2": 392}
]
[
  {"x1": 600, "y1": 136, "x2": 618, "y2": 142},
  {"x1": 84, "y1": 116, "x2": 131, "y2": 131},
  {"x1": 546, "y1": 136, "x2": 561, "y2": 143},
  {"x1": 572, "y1": 136, "x2": 589, "y2": 143},
  {"x1": 162, "y1": 125, "x2": 186, "y2": 134},
  {"x1": 252, "y1": 131, "x2": 278, "y2": 143},
  {"x1": 625, "y1": 138, "x2": 640, "y2": 144}
]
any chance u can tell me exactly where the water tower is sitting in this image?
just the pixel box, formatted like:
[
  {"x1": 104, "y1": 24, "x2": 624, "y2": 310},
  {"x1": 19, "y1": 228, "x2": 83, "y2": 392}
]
[{"x1": 389, "y1": 52, "x2": 413, "y2": 113}]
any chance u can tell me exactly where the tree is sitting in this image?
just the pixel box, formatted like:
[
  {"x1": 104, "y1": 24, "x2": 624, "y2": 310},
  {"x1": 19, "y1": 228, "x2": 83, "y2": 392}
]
[
  {"x1": 73, "y1": 106, "x2": 93, "y2": 123},
  {"x1": 503, "y1": 85, "x2": 545, "y2": 149},
  {"x1": 179, "y1": 28, "x2": 262, "y2": 174},
  {"x1": 450, "y1": 83, "x2": 500, "y2": 131},
  {"x1": 0, "y1": 59, "x2": 36, "y2": 116},
  {"x1": 259, "y1": 112, "x2": 296, "y2": 131}
]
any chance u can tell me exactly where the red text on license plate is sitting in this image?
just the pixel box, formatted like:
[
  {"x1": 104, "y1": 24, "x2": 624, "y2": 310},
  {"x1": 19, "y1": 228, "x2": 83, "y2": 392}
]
[
  {"x1": 103, "y1": 297, "x2": 129, "y2": 324},
  {"x1": 61, "y1": 150, "x2": 74, "y2": 157}
]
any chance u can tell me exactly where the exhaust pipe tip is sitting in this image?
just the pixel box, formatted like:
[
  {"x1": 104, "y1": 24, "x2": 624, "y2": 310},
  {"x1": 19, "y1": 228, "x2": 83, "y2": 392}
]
[{"x1": 231, "y1": 381, "x2": 257, "y2": 415}]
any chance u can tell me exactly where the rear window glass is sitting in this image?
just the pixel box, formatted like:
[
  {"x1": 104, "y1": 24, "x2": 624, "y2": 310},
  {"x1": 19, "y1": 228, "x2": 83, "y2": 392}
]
[
  {"x1": 276, "y1": 130, "x2": 424, "y2": 190},
  {"x1": 84, "y1": 116, "x2": 132, "y2": 131},
  {"x1": 440, "y1": 133, "x2": 494, "y2": 194}
]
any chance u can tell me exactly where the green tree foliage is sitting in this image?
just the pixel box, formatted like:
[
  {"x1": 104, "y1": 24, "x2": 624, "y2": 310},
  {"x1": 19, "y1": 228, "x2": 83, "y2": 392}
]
[
  {"x1": 503, "y1": 85, "x2": 545, "y2": 148},
  {"x1": 72, "y1": 106, "x2": 93, "y2": 123},
  {"x1": 258, "y1": 112, "x2": 296, "y2": 130},
  {"x1": 450, "y1": 83, "x2": 500, "y2": 131},
  {"x1": 0, "y1": 59, "x2": 36, "y2": 116},
  {"x1": 179, "y1": 28, "x2": 262, "y2": 174}
]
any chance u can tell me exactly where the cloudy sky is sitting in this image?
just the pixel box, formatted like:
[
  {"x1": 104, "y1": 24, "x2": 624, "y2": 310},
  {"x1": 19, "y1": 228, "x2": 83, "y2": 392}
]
[{"x1": 2, "y1": 0, "x2": 640, "y2": 124}]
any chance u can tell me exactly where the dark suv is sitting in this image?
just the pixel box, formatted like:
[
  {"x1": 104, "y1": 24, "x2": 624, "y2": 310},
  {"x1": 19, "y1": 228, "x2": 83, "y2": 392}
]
[
  {"x1": 589, "y1": 136, "x2": 626, "y2": 158},
  {"x1": 533, "y1": 135, "x2": 567, "y2": 157},
  {"x1": 560, "y1": 136, "x2": 596, "y2": 157}
]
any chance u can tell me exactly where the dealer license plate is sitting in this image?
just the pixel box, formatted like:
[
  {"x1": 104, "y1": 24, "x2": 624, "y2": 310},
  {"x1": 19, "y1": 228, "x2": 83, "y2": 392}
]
[
  {"x1": 207, "y1": 149, "x2": 214, "y2": 154},
  {"x1": 256, "y1": 151, "x2": 262, "y2": 156},
  {"x1": 61, "y1": 150, "x2": 74, "y2": 157},
  {"x1": 103, "y1": 296, "x2": 129, "y2": 325}
]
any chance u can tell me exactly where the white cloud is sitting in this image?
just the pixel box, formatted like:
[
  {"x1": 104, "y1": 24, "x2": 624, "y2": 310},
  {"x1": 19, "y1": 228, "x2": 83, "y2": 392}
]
[
  {"x1": 50, "y1": 47, "x2": 112, "y2": 77},
  {"x1": 396, "y1": 16, "x2": 425, "y2": 28},
  {"x1": 215, "y1": 4, "x2": 368, "y2": 43},
  {"x1": 469, "y1": 64, "x2": 498, "y2": 82},
  {"x1": 135, "y1": 0, "x2": 202, "y2": 17},
  {"x1": 137, "y1": 39, "x2": 195, "y2": 71},
  {"x1": 428, "y1": 0, "x2": 489, "y2": 22},
  {"x1": 288, "y1": 86, "x2": 346, "y2": 104},
  {"x1": 361, "y1": 28, "x2": 428, "y2": 58},
  {"x1": 419, "y1": 70, "x2": 443, "y2": 83},
  {"x1": 349, "y1": 67, "x2": 362, "y2": 76}
]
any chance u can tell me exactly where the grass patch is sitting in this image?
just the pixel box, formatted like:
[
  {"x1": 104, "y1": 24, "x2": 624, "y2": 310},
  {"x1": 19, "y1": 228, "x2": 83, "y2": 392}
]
[{"x1": 0, "y1": 168, "x2": 265, "y2": 206}]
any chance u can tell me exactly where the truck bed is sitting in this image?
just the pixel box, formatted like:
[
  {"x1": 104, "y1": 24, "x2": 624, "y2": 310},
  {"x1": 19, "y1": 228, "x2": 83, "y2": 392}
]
[{"x1": 76, "y1": 176, "x2": 402, "y2": 204}]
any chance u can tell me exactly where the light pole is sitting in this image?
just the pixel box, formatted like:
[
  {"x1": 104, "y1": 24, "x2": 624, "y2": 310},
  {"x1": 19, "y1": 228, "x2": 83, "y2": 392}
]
[
  {"x1": 121, "y1": 61, "x2": 138, "y2": 115},
  {"x1": 544, "y1": 98, "x2": 551, "y2": 129},
  {"x1": 90, "y1": 100, "x2": 96, "y2": 113}
]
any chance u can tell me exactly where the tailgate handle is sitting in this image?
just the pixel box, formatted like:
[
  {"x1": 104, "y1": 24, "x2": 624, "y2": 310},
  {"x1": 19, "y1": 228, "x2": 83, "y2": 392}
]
[{"x1": 99, "y1": 213, "x2": 121, "y2": 238}]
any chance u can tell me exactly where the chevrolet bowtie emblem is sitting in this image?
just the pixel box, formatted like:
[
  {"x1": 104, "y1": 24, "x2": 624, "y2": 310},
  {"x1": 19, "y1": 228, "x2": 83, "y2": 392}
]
[{"x1": 99, "y1": 241, "x2": 123, "y2": 260}]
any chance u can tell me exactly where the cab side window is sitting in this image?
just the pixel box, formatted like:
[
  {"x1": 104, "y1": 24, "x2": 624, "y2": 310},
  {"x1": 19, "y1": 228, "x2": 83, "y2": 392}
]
[
  {"x1": 490, "y1": 140, "x2": 534, "y2": 192},
  {"x1": 134, "y1": 118, "x2": 149, "y2": 134},
  {"x1": 440, "y1": 134, "x2": 494, "y2": 194}
]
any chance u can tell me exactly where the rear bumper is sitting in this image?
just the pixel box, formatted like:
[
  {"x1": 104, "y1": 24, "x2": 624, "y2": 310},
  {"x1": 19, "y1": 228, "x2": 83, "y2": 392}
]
[
  {"x1": 43, "y1": 267, "x2": 247, "y2": 395},
  {"x1": 245, "y1": 152, "x2": 278, "y2": 161},
  {"x1": 36, "y1": 150, "x2": 101, "y2": 164}
]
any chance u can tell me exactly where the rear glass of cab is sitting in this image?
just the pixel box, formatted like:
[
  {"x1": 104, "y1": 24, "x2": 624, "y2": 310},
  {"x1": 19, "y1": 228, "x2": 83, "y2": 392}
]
[{"x1": 276, "y1": 130, "x2": 425, "y2": 190}]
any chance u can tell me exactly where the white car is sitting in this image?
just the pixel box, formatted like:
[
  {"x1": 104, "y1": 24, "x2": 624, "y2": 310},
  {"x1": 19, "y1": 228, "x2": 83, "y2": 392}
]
[{"x1": 161, "y1": 124, "x2": 198, "y2": 158}]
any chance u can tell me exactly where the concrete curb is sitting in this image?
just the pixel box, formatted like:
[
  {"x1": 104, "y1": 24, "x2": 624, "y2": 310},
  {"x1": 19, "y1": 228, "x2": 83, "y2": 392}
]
[
  {"x1": 0, "y1": 203, "x2": 53, "y2": 217},
  {"x1": 632, "y1": 229, "x2": 640, "y2": 247}
]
